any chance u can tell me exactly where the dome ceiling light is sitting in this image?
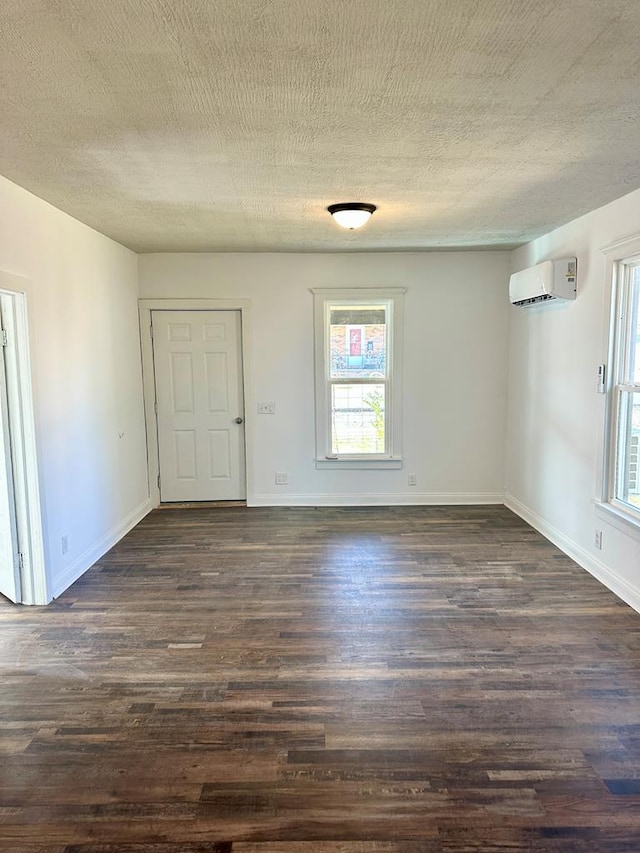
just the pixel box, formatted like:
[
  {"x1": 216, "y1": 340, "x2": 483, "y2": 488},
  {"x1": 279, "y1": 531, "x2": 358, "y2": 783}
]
[{"x1": 327, "y1": 202, "x2": 377, "y2": 230}]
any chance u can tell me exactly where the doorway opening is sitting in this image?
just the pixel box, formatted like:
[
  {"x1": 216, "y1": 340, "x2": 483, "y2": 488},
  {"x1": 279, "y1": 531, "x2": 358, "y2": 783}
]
[{"x1": 0, "y1": 277, "x2": 46, "y2": 605}]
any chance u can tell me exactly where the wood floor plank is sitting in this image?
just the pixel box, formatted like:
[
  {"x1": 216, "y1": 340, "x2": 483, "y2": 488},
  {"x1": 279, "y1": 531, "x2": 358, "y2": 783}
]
[{"x1": 1, "y1": 505, "x2": 640, "y2": 850}]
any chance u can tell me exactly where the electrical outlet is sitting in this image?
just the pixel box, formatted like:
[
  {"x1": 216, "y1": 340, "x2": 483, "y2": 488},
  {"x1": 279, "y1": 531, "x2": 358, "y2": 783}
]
[
  {"x1": 61, "y1": 535, "x2": 69, "y2": 555},
  {"x1": 408, "y1": 473, "x2": 417, "y2": 486},
  {"x1": 594, "y1": 530, "x2": 603, "y2": 550},
  {"x1": 275, "y1": 472, "x2": 288, "y2": 485}
]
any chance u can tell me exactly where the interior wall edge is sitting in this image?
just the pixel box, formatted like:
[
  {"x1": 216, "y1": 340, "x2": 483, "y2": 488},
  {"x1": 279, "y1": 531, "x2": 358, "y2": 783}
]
[
  {"x1": 50, "y1": 497, "x2": 154, "y2": 602},
  {"x1": 505, "y1": 492, "x2": 640, "y2": 616}
]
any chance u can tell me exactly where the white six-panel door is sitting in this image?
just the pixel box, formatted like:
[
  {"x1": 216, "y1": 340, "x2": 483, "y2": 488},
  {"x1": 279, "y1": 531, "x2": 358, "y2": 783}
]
[{"x1": 152, "y1": 310, "x2": 246, "y2": 502}]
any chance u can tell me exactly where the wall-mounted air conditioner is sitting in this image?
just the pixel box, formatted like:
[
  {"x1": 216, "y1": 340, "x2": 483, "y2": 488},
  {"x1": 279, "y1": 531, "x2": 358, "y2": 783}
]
[{"x1": 509, "y1": 258, "x2": 577, "y2": 307}]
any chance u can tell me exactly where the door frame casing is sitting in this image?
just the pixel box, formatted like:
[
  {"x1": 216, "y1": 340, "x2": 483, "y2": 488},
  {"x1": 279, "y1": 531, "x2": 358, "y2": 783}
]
[
  {"x1": 139, "y1": 299, "x2": 253, "y2": 506},
  {"x1": 0, "y1": 273, "x2": 47, "y2": 605}
]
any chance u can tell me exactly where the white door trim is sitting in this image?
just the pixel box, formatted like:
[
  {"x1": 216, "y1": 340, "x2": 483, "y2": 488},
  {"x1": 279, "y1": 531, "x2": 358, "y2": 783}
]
[
  {"x1": 139, "y1": 299, "x2": 253, "y2": 506},
  {"x1": 0, "y1": 274, "x2": 47, "y2": 605}
]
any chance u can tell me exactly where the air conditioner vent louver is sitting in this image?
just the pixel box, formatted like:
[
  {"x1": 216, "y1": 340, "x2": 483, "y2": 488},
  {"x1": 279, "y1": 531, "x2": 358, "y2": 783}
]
[{"x1": 509, "y1": 258, "x2": 577, "y2": 307}]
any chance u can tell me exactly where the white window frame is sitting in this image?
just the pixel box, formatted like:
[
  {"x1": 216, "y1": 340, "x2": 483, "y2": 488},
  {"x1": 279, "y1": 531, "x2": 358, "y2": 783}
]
[
  {"x1": 312, "y1": 288, "x2": 405, "y2": 470},
  {"x1": 605, "y1": 251, "x2": 640, "y2": 526}
]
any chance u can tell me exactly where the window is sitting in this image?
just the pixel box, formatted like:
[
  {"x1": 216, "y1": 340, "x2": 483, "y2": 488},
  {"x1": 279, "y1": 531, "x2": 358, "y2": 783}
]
[
  {"x1": 313, "y1": 288, "x2": 404, "y2": 468},
  {"x1": 608, "y1": 257, "x2": 640, "y2": 521}
]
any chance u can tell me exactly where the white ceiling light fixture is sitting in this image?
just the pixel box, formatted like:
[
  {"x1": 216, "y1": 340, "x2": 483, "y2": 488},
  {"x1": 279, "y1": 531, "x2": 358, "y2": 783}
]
[{"x1": 327, "y1": 202, "x2": 377, "y2": 230}]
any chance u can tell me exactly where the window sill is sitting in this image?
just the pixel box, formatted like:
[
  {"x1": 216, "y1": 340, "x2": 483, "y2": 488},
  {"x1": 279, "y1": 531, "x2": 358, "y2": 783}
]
[
  {"x1": 315, "y1": 456, "x2": 403, "y2": 470},
  {"x1": 593, "y1": 499, "x2": 640, "y2": 539}
]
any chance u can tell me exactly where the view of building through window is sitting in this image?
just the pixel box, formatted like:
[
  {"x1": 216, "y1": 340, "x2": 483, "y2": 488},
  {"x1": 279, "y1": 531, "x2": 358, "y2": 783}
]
[{"x1": 329, "y1": 305, "x2": 387, "y2": 454}]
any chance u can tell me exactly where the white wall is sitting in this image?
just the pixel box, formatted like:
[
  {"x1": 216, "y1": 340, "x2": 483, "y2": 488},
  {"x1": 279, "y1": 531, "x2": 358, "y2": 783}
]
[
  {"x1": 0, "y1": 176, "x2": 151, "y2": 601},
  {"x1": 506, "y1": 185, "x2": 640, "y2": 612},
  {"x1": 140, "y1": 251, "x2": 511, "y2": 506}
]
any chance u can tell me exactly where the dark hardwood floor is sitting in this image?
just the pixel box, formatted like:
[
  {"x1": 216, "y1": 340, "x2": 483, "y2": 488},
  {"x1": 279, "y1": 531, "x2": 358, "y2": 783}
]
[{"x1": 2, "y1": 505, "x2": 640, "y2": 852}]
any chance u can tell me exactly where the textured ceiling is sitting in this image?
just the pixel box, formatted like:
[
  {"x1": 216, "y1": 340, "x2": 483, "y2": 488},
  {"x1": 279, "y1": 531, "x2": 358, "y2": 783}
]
[{"x1": 2, "y1": 0, "x2": 640, "y2": 252}]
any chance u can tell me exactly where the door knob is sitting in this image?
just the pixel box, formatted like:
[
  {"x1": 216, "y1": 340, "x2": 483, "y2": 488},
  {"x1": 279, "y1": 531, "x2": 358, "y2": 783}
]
[{"x1": 234, "y1": 417, "x2": 244, "y2": 424}]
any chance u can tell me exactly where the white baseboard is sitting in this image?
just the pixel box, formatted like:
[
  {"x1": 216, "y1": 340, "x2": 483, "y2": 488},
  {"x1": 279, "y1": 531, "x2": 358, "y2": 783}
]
[
  {"x1": 505, "y1": 493, "x2": 640, "y2": 615},
  {"x1": 249, "y1": 491, "x2": 505, "y2": 507},
  {"x1": 51, "y1": 497, "x2": 154, "y2": 600}
]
